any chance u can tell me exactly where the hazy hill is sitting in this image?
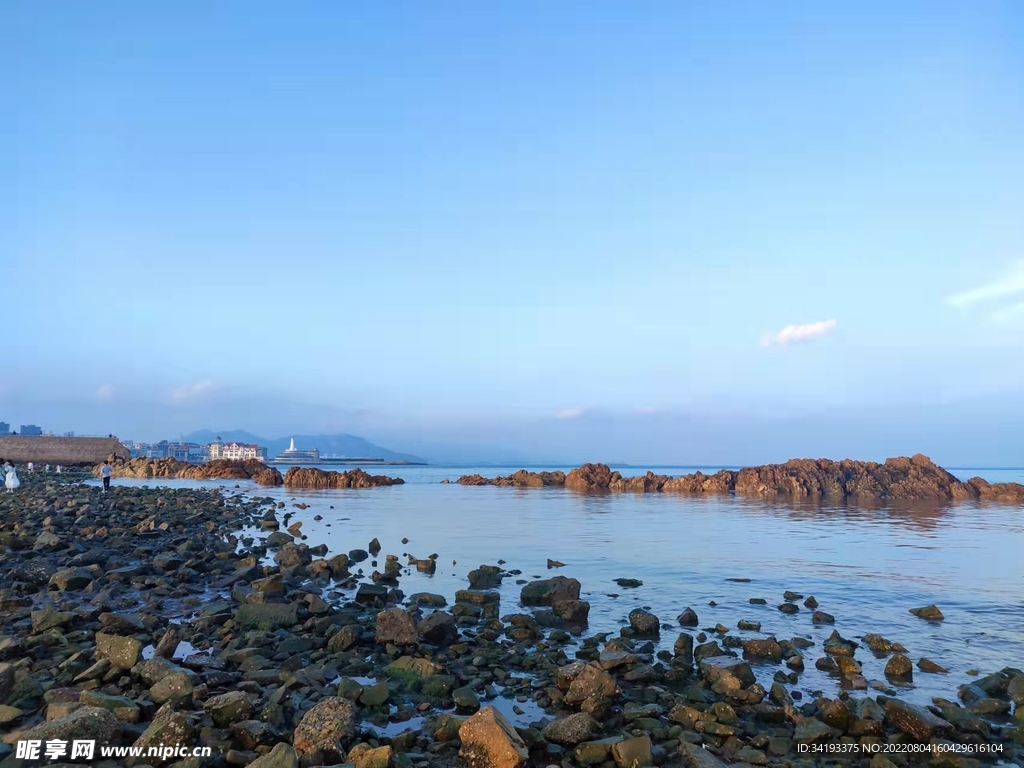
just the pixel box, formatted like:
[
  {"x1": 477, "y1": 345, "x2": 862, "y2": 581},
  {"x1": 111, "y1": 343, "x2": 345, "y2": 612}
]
[{"x1": 184, "y1": 430, "x2": 425, "y2": 463}]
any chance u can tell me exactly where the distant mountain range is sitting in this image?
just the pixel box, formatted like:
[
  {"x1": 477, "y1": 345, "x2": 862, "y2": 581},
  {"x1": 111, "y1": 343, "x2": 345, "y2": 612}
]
[{"x1": 183, "y1": 430, "x2": 425, "y2": 463}]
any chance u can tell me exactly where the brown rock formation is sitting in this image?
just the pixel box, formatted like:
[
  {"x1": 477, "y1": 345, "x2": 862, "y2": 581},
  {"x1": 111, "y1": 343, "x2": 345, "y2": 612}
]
[
  {"x1": 457, "y1": 469, "x2": 566, "y2": 488},
  {"x1": 564, "y1": 463, "x2": 614, "y2": 491},
  {"x1": 100, "y1": 458, "x2": 283, "y2": 486},
  {"x1": 459, "y1": 454, "x2": 1024, "y2": 502},
  {"x1": 283, "y1": 466, "x2": 404, "y2": 489}
]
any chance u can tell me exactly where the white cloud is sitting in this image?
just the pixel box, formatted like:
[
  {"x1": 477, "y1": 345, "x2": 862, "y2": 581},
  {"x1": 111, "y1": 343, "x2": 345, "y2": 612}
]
[
  {"x1": 635, "y1": 406, "x2": 658, "y2": 415},
  {"x1": 95, "y1": 384, "x2": 115, "y2": 402},
  {"x1": 947, "y1": 261, "x2": 1024, "y2": 308},
  {"x1": 172, "y1": 380, "x2": 214, "y2": 404},
  {"x1": 987, "y1": 301, "x2": 1024, "y2": 325},
  {"x1": 761, "y1": 319, "x2": 837, "y2": 348},
  {"x1": 555, "y1": 406, "x2": 586, "y2": 420}
]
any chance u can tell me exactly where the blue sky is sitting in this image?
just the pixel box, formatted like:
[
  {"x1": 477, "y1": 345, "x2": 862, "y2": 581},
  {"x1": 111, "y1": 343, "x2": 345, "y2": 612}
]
[{"x1": 3, "y1": 2, "x2": 1024, "y2": 463}]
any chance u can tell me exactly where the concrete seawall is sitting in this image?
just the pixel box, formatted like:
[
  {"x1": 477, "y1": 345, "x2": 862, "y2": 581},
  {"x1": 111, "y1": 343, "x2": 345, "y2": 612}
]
[{"x1": 0, "y1": 436, "x2": 130, "y2": 465}]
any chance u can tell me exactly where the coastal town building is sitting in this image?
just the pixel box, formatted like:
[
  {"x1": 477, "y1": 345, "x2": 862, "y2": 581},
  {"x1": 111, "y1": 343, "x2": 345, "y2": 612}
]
[
  {"x1": 0, "y1": 422, "x2": 9, "y2": 435},
  {"x1": 207, "y1": 437, "x2": 268, "y2": 462},
  {"x1": 19, "y1": 425, "x2": 43, "y2": 436},
  {"x1": 128, "y1": 440, "x2": 206, "y2": 462}
]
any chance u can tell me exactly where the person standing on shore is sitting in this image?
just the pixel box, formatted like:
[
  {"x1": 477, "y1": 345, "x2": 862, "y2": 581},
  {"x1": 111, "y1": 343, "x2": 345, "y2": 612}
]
[
  {"x1": 101, "y1": 460, "x2": 112, "y2": 492},
  {"x1": 4, "y1": 463, "x2": 19, "y2": 493}
]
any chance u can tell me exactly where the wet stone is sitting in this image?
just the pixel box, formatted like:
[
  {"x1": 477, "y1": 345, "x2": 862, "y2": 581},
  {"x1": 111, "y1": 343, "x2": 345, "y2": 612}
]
[
  {"x1": 910, "y1": 604, "x2": 945, "y2": 621},
  {"x1": 678, "y1": 607, "x2": 699, "y2": 626},
  {"x1": 628, "y1": 608, "x2": 660, "y2": 635}
]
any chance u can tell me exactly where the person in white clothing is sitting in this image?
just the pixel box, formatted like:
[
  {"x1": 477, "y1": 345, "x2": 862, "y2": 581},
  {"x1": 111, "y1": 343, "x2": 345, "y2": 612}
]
[
  {"x1": 4, "y1": 463, "x2": 19, "y2": 493},
  {"x1": 27, "y1": 462, "x2": 34, "y2": 473}
]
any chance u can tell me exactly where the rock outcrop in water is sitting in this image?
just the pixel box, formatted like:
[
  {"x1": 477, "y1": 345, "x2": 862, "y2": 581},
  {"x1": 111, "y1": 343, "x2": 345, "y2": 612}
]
[
  {"x1": 283, "y1": 466, "x2": 404, "y2": 489},
  {"x1": 101, "y1": 457, "x2": 283, "y2": 486},
  {"x1": 458, "y1": 469, "x2": 567, "y2": 488},
  {"x1": 463, "y1": 454, "x2": 1024, "y2": 502}
]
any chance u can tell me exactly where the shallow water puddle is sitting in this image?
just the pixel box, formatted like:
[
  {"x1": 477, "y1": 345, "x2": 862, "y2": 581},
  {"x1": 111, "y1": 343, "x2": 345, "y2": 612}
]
[{"x1": 141, "y1": 639, "x2": 197, "y2": 661}]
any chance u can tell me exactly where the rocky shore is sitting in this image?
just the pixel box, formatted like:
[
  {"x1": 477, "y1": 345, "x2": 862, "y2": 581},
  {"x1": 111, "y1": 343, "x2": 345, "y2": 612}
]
[
  {"x1": 458, "y1": 455, "x2": 1024, "y2": 502},
  {"x1": 102, "y1": 458, "x2": 284, "y2": 487},
  {"x1": 0, "y1": 472, "x2": 1021, "y2": 768},
  {"x1": 282, "y1": 468, "x2": 405, "y2": 490}
]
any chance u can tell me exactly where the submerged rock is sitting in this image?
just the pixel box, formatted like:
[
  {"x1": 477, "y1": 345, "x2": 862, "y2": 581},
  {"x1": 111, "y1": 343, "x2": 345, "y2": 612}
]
[{"x1": 910, "y1": 604, "x2": 945, "y2": 620}]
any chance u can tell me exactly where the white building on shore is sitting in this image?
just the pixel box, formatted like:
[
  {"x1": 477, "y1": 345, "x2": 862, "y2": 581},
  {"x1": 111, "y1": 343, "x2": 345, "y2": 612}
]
[{"x1": 207, "y1": 437, "x2": 268, "y2": 462}]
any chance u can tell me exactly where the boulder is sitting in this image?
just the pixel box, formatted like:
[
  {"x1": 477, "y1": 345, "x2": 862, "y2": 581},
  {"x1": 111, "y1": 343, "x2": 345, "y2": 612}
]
[
  {"x1": 203, "y1": 690, "x2": 254, "y2": 727},
  {"x1": 48, "y1": 567, "x2": 95, "y2": 591},
  {"x1": 247, "y1": 743, "x2": 299, "y2": 768},
  {"x1": 418, "y1": 611, "x2": 459, "y2": 645},
  {"x1": 678, "y1": 607, "x2": 699, "y2": 626},
  {"x1": 794, "y1": 717, "x2": 833, "y2": 743},
  {"x1": 350, "y1": 744, "x2": 393, "y2": 768},
  {"x1": 79, "y1": 691, "x2": 140, "y2": 723},
  {"x1": 564, "y1": 662, "x2": 618, "y2": 715},
  {"x1": 674, "y1": 633, "x2": 694, "y2": 663},
  {"x1": 96, "y1": 633, "x2": 142, "y2": 670},
  {"x1": 520, "y1": 576, "x2": 581, "y2": 606},
  {"x1": 20, "y1": 705, "x2": 120, "y2": 745},
  {"x1": 129, "y1": 705, "x2": 195, "y2": 766},
  {"x1": 384, "y1": 656, "x2": 440, "y2": 682},
  {"x1": 553, "y1": 599, "x2": 591, "y2": 623},
  {"x1": 628, "y1": 608, "x2": 660, "y2": 635},
  {"x1": 680, "y1": 741, "x2": 731, "y2": 768},
  {"x1": 909, "y1": 604, "x2": 944, "y2": 621},
  {"x1": 699, "y1": 656, "x2": 756, "y2": 692},
  {"x1": 611, "y1": 735, "x2": 653, "y2": 768},
  {"x1": 742, "y1": 638, "x2": 783, "y2": 661},
  {"x1": 458, "y1": 706, "x2": 529, "y2": 768},
  {"x1": 542, "y1": 712, "x2": 600, "y2": 746},
  {"x1": 884, "y1": 699, "x2": 953, "y2": 741},
  {"x1": 149, "y1": 670, "x2": 193, "y2": 705},
  {"x1": 375, "y1": 607, "x2": 418, "y2": 646},
  {"x1": 31, "y1": 609, "x2": 74, "y2": 633},
  {"x1": 884, "y1": 653, "x2": 913, "y2": 678},
  {"x1": 235, "y1": 603, "x2": 298, "y2": 630},
  {"x1": 292, "y1": 697, "x2": 355, "y2": 762}
]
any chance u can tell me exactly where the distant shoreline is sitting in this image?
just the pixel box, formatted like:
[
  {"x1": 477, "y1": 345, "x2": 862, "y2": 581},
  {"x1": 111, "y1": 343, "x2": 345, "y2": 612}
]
[{"x1": 267, "y1": 460, "x2": 427, "y2": 467}]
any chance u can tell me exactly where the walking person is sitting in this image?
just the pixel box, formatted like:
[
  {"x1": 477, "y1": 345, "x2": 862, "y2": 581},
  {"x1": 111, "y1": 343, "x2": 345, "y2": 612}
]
[
  {"x1": 4, "y1": 463, "x2": 19, "y2": 493},
  {"x1": 101, "y1": 459, "x2": 112, "y2": 492}
]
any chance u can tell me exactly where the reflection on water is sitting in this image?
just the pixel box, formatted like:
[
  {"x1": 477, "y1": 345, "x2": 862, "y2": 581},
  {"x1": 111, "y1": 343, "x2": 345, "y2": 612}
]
[{"x1": 96, "y1": 466, "x2": 1024, "y2": 706}]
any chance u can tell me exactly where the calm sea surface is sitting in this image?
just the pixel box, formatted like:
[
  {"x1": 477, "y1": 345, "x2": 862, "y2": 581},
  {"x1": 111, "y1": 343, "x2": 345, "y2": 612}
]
[{"x1": 96, "y1": 464, "x2": 1024, "y2": 708}]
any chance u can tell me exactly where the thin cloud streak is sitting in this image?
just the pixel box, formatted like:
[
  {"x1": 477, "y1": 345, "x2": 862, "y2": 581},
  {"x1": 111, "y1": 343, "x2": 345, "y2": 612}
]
[
  {"x1": 95, "y1": 384, "x2": 115, "y2": 402},
  {"x1": 947, "y1": 261, "x2": 1024, "y2": 308},
  {"x1": 761, "y1": 319, "x2": 837, "y2": 347},
  {"x1": 987, "y1": 302, "x2": 1024, "y2": 325},
  {"x1": 172, "y1": 380, "x2": 214, "y2": 404},
  {"x1": 555, "y1": 406, "x2": 586, "y2": 420}
]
